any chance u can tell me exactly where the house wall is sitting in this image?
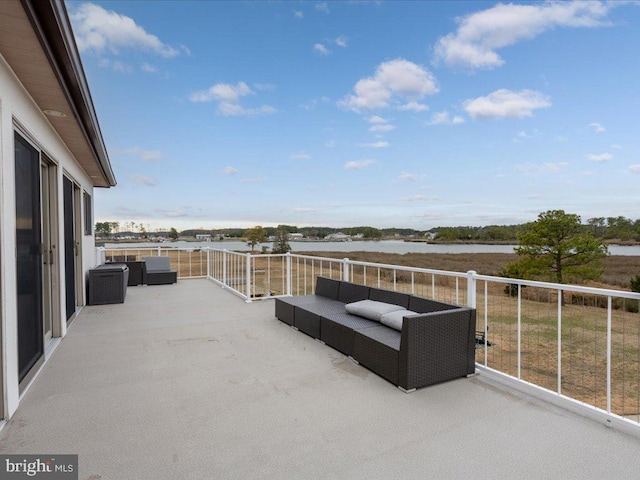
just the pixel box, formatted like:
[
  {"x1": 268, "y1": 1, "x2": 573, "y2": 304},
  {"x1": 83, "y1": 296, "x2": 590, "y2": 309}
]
[{"x1": 0, "y1": 54, "x2": 99, "y2": 419}]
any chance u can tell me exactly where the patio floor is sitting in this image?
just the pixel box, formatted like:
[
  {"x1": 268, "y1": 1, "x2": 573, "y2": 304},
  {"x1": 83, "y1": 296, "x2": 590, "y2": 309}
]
[{"x1": 2, "y1": 279, "x2": 640, "y2": 480}]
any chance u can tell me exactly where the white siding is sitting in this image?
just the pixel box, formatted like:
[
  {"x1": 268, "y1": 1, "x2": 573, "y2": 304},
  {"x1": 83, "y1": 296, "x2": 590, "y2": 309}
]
[{"x1": 0, "y1": 54, "x2": 99, "y2": 418}]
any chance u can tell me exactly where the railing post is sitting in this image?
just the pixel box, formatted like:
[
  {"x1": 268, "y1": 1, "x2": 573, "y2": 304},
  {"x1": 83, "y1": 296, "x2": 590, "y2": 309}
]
[
  {"x1": 557, "y1": 289, "x2": 562, "y2": 395},
  {"x1": 466, "y1": 271, "x2": 477, "y2": 308},
  {"x1": 157, "y1": 246, "x2": 161, "y2": 256},
  {"x1": 607, "y1": 296, "x2": 612, "y2": 414},
  {"x1": 286, "y1": 252, "x2": 292, "y2": 296},
  {"x1": 206, "y1": 248, "x2": 211, "y2": 278},
  {"x1": 517, "y1": 284, "x2": 522, "y2": 380},
  {"x1": 343, "y1": 258, "x2": 350, "y2": 282},
  {"x1": 245, "y1": 253, "x2": 252, "y2": 302},
  {"x1": 222, "y1": 250, "x2": 227, "y2": 287}
]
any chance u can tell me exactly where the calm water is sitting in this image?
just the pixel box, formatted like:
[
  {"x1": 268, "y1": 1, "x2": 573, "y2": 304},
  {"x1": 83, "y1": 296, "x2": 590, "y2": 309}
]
[{"x1": 105, "y1": 240, "x2": 640, "y2": 256}]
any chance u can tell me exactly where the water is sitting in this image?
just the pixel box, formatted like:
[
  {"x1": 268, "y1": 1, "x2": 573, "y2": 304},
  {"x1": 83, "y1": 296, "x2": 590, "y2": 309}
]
[{"x1": 104, "y1": 240, "x2": 640, "y2": 256}]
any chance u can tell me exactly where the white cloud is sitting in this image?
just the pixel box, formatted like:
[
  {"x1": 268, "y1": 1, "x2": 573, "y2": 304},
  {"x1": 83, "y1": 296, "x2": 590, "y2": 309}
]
[
  {"x1": 239, "y1": 177, "x2": 267, "y2": 183},
  {"x1": 254, "y1": 83, "x2": 276, "y2": 92},
  {"x1": 398, "y1": 172, "x2": 427, "y2": 182},
  {"x1": 334, "y1": 36, "x2": 348, "y2": 48},
  {"x1": 358, "y1": 141, "x2": 389, "y2": 148},
  {"x1": 397, "y1": 102, "x2": 429, "y2": 112},
  {"x1": 339, "y1": 59, "x2": 438, "y2": 112},
  {"x1": 313, "y1": 43, "x2": 331, "y2": 55},
  {"x1": 69, "y1": 3, "x2": 184, "y2": 58},
  {"x1": 119, "y1": 147, "x2": 163, "y2": 162},
  {"x1": 463, "y1": 89, "x2": 551, "y2": 120},
  {"x1": 163, "y1": 210, "x2": 188, "y2": 218},
  {"x1": 190, "y1": 81, "x2": 252, "y2": 103},
  {"x1": 98, "y1": 58, "x2": 133, "y2": 73},
  {"x1": 629, "y1": 165, "x2": 640, "y2": 174},
  {"x1": 141, "y1": 63, "x2": 157, "y2": 73},
  {"x1": 367, "y1": 115, "x2": 388, "y2": 124},
  {"x1": 294, "y1": 10, "x2": 304, "y2": 19},
  {"x1": 129, "y1": 174, "x2": 157, "y2": 186},
  {"x1": 401, "y1": 195, "x2": 427, "y2": 202},
  {"x1": 189, "y1": 81, "x2": 276, "y2": 117},
  {"x1": 300, "y1": 96, "x2": 330, "y2": 111},
  {"x1": 290, "y1": 153, "x2": 312, "y2": 160},
  {"x1": 223, "y1": 166, "x2": 237, "y2": 175},
  {"x1": 434, "y1": 1, "x2": 612, "y2": 70},
  {"x1": 140, "y1": 150, "x2": 163, "y2": 161},
  {"x1": 344, "y1": 159, "x2": 376, "y2": 170},
  {"x1": 428, "y1": 111, "x2": 465, "y2": 125},
  {"x1": 315, "y1": 2, "x2": 330, "y2": 14},
  {"x1": 516, "y1": 162, "x2": 569, "y2": 175},
  {"x1": 588, "y1": 122, "x2": 606, "y2": 133},
  {"x1": 544, "y1": 162, "x2": 569, "y2": 171},
  {"x1": 587, "y1": 153, "x2": 613, "y2": 162},
  {"x1": 217, "y1": 104, "x2": 276, "y2": 117},
  {"x1": 369, "y1": 124, "x2": 396, "y2": 133},
  {"x1": 324, "y1": 140, "x2": 337, "y2": 148},
  {"x1": 611, "y1": 144, "x2": 622, "y2": 150}
]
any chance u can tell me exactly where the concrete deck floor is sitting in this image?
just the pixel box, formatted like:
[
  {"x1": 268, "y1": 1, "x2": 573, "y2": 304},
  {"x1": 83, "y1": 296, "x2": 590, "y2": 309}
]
[{"x1": 2, "y1": 279, "x2": 640, "y2": 480}]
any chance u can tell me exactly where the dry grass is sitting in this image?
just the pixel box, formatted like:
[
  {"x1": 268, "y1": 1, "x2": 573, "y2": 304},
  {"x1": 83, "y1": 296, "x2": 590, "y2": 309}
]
[{"x1": 302, "y1": 251, "x2": 640, "y2": 290}]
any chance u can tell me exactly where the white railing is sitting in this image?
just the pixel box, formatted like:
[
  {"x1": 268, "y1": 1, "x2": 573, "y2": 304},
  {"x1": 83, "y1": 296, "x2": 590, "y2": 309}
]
[{"x1": 98, "y1": 245, "x2": 640, "y2": 431}]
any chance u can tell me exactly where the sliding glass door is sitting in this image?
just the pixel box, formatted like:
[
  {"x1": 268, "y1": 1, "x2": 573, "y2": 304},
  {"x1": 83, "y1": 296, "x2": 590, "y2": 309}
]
[{"x1": 14, "y1": 133, "x2": 44, "y2": 383}]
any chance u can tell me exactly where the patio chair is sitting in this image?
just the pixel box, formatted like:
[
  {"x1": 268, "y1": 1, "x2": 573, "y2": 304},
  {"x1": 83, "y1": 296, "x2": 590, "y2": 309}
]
[{"x1": 143, "y1": 256, "x2": 177, "y2": 285}]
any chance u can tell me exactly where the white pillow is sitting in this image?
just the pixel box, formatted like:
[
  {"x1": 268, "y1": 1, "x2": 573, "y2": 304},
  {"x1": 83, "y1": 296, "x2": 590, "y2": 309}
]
[
  {"x1": 380, "y1": 310, "x2": 419, "y2": 331},
  {"x1": 345, "y1": 300, "x2": 406, "y2": 321}
]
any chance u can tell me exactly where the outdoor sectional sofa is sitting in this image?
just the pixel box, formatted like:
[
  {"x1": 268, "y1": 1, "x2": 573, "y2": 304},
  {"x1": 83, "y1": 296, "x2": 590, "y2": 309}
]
[{"x1": 275, "y1": 277, "x2": 476, "y2": 392}]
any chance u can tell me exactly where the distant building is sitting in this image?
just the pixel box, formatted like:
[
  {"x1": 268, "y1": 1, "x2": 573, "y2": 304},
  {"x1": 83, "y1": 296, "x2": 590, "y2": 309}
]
[
  {"x1": 288, "y1": 233, "x2": 304, "y2": 240},
  {"x1": 324, "y1": 232, "x2": 351, "y2": 241},
  {"x1": 196, "y1": 234, "x2": 212, "y2": 241}
]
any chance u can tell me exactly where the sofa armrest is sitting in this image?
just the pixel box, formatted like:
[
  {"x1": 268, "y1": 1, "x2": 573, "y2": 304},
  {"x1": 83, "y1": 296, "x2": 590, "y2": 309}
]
[{"x1": 398, "y1": 308, "x2": 476, "y2": 390}]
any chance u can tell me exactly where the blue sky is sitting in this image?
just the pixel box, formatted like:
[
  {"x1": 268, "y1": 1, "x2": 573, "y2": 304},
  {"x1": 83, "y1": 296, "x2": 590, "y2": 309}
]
[{"x1": 67, "y1": 1, "x2": 640, "y2": 231}]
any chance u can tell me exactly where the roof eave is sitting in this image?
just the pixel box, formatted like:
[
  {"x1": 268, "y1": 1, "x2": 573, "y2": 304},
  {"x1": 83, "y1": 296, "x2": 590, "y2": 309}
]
[{"x1": 20, "y1": 0, "x2": 116, "y2": 187}]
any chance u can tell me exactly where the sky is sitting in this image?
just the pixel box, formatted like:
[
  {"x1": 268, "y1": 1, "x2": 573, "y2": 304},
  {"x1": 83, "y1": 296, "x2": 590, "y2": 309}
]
[{"x1": 67, "y1": 1, "x2": 640, "y2": 231}]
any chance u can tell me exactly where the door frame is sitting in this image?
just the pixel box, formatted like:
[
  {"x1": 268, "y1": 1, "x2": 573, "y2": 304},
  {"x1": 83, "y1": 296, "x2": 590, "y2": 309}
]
[
  {"x1": 40, "y1": 155, "x2": 61, "y2": 342},
  {"x1": 62, "y1": 172, "x2": 83, "y2": 324}
]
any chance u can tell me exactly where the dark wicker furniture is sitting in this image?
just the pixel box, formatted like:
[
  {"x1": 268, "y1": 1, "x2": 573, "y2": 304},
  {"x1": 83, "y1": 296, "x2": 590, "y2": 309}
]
[
  {"x1": 123, "y1": 261, "x2": 146, "y2": 286},
  {"x1": 275, "y1": 277, "x2": 476, "y2": 392},
  {"x1": 143, "y1": 256, "x2": 177, "y2": 285},
  {"x1": 88, "y1": 264, "x2": 129, "y2": 305}
]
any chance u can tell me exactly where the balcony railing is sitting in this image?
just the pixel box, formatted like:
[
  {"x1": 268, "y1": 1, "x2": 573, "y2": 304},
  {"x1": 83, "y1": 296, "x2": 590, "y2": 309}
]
[{"x1": 97, "y1": 245, "x2": 640, "y2": 432}]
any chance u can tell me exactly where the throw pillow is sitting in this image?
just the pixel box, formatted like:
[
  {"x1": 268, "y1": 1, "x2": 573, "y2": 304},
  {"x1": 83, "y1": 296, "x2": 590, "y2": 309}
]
[
  {"x1": 345, "y1": 299, "x2": 406, "y2": 321},
  {"x1": 380, "y1": 310, "x2": 419, "y2": 331}
]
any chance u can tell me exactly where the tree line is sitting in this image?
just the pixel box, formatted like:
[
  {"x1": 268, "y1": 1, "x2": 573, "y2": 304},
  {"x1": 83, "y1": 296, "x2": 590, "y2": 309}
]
[
  {"x1": 431, "y1": 216, "x2": 640, "y2": 242},
  {"x1": 95, "y1": 223, "x2": 418, "y2": 240},
  {"x1": 96, "y1": 217, "x2": 640, "y2": 243}
]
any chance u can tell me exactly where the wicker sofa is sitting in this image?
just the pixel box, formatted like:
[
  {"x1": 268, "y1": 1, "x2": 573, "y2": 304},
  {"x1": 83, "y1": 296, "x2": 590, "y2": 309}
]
[{"x1": 275, "y1": 277, "x2": 476, "y2": 392}]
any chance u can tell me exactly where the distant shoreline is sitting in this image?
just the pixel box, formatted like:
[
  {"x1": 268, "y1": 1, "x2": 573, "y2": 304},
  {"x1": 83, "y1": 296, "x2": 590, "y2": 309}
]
[{"x1": 97, "y1": 237, "x2": 640, "y2": 247}]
